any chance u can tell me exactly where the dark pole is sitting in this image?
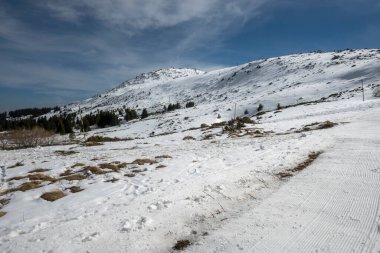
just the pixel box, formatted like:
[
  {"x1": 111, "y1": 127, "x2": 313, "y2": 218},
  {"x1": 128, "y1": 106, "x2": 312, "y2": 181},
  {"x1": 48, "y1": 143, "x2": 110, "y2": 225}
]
[{"x1": 362, "y1": 80, "x2": 365, "y2": 102}]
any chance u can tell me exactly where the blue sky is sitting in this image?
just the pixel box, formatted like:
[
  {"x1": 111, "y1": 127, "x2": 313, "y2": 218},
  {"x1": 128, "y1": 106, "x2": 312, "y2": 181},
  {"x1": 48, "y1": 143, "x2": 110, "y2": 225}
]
[{"x1": 0, "y1": 0, "x2": 379, "y2": 112}]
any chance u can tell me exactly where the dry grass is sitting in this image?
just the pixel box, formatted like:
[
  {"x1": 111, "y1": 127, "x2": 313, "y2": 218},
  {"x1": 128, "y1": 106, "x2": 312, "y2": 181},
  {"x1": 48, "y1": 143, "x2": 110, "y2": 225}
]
[
  {"x1": 124, "y1": 173, "x2": 136, "y2": 177},
  {"x1": 86, "y1": 135, "x2": 121, "y2": 142},
  {"x1": 276, "y1": 151, "x2": 322, "y2": 179},
  {"x1": 59, "y1": 169, "x2": 75, "y2": 176},
  {"x1": 59, "y1": 174, "x2": 87, "y2": 181},
  {"x1": 54, "y1": 150, "x2": 78, "y2": 156},
  {"x1": 99, "y1": 163, "x2": 120, "y2": 172},
  {"x1": 8, "y1": 162, "x2": 24, "y2": 169},
  {"x1": 28, "y1": 173, "x2": 56, "y2": 182},
  {"x1": 82, "y1": 141, "x2": 104, "y2": 146},
  {"x1": 0, "y1": 198, "x2": 10, "y2": 206},
  {"x1": 40, "y1": 190, "x2": 65, "y2": 202},
  {"x1": 117, "y1": 162, "x2": 129, "y2": 169},
  {"x1": 71, "y1": 163, "x2": 85, "y2": 168},
  {"x1": 183, "y1": 136, "x2": 195, "y2": 141},
  {"x1": 132, "y1": 159, "x2": 157, "y2": 165},
  {"x1": 173, "y1": 240, "x2": 191, "y2": 251},
  {"x1": 131, "y1": 168, "x2": 147, "y2": 173},
  {"x1": 0, "y1": 211, "x2": 6, "y2": 218},
  {"x1": 81, "y1": 166, "x2": 106, "y2": 175},
  {"x1": 28, "y1": 168, "x2": 50, "y2": 173},
  {"x1": 156, "y1": 165, "x2": 167, "y2": 169},
  {"x1": 7, "y1": 175, "x2": 27, "y2": 181},
  {"x1": 155, "y1": 155, "x2": 172, "y2": 159},
  {"x1": 66, "y1": 186, "x2": 83, "y2": 193},
  {"x1": 1, "y1": 181, "x2": 43, "y2": 196}
]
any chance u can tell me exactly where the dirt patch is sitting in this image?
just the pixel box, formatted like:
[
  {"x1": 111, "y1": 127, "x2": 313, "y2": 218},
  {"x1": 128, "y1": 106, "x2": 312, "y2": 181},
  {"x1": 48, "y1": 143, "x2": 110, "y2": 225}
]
[
  {"x1": 40, "y1": 190, "x2": 65, "y2": 202},
  {"x1": 124, "y1": 173, "x2": 136, "y2": 177},
  {"x1": 173, "y1": 240, "x2": 191, "y2": 251},
  {"x1": 132, "y1": 159, "x2": 157, "y2": 165}
]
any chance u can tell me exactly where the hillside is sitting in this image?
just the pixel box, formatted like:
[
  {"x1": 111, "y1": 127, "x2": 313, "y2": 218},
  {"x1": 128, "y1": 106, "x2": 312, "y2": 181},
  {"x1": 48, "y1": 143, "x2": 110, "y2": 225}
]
[{"x1": 0, "y1": 49, "x2": 380, "y2": 253}]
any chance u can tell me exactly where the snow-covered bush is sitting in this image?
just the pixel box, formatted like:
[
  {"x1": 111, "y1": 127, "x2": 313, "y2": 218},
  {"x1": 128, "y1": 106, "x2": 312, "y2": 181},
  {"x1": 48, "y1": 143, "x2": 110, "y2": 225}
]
[{"x1": 373, "y1": 87, "x2": 380, "y2": 97}]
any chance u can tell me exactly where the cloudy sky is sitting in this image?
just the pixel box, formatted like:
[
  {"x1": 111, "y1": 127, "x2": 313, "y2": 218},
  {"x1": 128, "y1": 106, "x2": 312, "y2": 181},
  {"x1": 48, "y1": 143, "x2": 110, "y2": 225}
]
[{"x1": 0, "y1": 0, "x2": 379, "y2": 111}]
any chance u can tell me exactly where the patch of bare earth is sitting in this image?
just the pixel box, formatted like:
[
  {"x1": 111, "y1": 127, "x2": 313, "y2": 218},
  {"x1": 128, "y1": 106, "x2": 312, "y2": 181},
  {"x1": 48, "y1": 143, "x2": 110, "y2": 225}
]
[{"x1": 275, "y1": 151, "x2": 322, "y2": 179}]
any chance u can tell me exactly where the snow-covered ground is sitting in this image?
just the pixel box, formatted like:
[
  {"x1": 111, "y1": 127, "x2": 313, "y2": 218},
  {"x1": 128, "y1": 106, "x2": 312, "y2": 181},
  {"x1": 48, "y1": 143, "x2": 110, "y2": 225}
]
[{"x1": 1, "y1": 49, "x2": 380, "y2": 252}]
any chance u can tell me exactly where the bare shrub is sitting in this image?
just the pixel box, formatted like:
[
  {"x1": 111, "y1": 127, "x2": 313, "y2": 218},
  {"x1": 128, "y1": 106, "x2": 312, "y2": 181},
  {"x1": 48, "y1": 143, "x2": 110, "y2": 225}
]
[
  {"x1": 173, "y1": 240, "x2": 191, "y2": 251},
  {"x1": 0, "y1": 132, "x2": 10, "y2": 149},
  {"x1": 8, "y1": 127, "x2": 55, "y2": 148}
]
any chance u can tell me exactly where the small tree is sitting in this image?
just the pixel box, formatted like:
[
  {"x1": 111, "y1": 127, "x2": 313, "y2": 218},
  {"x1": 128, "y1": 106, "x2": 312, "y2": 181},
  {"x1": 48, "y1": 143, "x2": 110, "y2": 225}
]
[
  {"x1": 257, "y1": 104, "x2": 264, "y2": 112},
  {"x1": 244, "y1": 109, "x2": 249, "y2": 115},
  {"x1": 141, "y1": 108, "x2": 148, "y2": 119},
  {"x1": 277, "y1": 103, "x2": 282, "y2": 110},
  {"x1": 186, "y1": 101, "x2": 195, "y2": 108}
]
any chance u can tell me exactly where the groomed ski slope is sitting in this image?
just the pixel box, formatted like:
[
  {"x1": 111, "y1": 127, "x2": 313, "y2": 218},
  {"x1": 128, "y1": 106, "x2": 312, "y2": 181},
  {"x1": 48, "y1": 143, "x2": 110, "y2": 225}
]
[{"x1": 186, "y1": 106, "x2": 380, "y2": 253}]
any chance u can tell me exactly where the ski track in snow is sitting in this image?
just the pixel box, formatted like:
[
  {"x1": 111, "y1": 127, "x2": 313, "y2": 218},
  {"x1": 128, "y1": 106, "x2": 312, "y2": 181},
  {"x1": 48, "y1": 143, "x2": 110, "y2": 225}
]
[{"x1": 187, "y1": 108, "x2": 380, "y2": 253}]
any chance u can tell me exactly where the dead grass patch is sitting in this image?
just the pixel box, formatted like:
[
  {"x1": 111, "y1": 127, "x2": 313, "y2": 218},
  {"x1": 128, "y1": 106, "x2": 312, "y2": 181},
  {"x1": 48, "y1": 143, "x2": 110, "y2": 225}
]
[
  {"x1": 131, "y1": 168, "x2": 147, "y2": 173},
  {"x1": 183, "y1": 136, "x2": 195, "y2": 141},
  {"x1": 0, "y1": 211, "x2": 6, "y2": 218},
  {"x1": 124, "y1": 173, "x2": 136, "y2": 177},
  {"x1": 99, "y1": 163, "x2": 120, "y2": 172},
  {"x1": 54, "y1": 150, "x2": 78, "y2": 156},
  {"x1": 155, "y1": 155, "x2": 172, "y2": 159},
  {"x1": 275, "y1": 151, "x2": 322, "y2": 179},
  {"x1": 71, "y1": 163, "x2": 85, "y2": 168},
  {"x1": 59, "y1": 174, "x2": 87, "y2": 181},
  {"x1": 28, "y1": 168, "x2": 50, "y2": 173},
  {"x1": 0, "y1": 198, "x2": 10, "y2": 206},
  {"x1": 66, "y1": 186, "x2": 83, "y2": 193},
  {"x1": 132, "y1": 159, "x2": 157, "y2": 165},
  {"x1": 8, "y1": 162, "x2": 24, "y2": 169},
  {"x1": 28, "y1": 173, "x2": 56, "y2": 182},
  {"x1": 156, "y1": 165, "x2": 167, "y2": 169},
  {"x1": 40, "y1": 190, "x2": 65, "y2": 202},
  {"x1": 82, "y1": 141, "x2": 104, "y2": 146},
  {"x1": 7, "y1": 175, "x2": 27, "y2": 181},
  {"x1": 81, "y1": 166, "x2": 106, "y2": 175},
  {"x1": 117, "y1": 162, "x2": 129, "y2": 169},
  {"x1": 59, "y1": 169, "x2": 74, "y2": 176},
  {"x1": 173, "y1": 240, "x2": 191, "y2": 251}
]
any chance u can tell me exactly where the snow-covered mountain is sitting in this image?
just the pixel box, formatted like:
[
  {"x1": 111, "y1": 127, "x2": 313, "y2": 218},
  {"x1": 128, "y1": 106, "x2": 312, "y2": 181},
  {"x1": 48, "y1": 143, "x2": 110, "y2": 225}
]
[{"x1": 65, "y1": 49, "x2": 380, "y2": 119}]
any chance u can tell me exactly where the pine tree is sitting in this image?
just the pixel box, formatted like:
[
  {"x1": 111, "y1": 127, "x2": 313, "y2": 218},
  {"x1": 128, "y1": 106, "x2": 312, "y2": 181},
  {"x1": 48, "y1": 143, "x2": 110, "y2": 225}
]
[{"x1": 141, "y1": 108, "x2": 148, "y2": 119}]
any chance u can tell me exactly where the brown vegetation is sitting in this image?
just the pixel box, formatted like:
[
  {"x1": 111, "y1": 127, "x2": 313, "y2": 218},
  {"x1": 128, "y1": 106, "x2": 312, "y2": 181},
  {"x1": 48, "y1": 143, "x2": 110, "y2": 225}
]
[
  {"x1": 183, "y1": 136, "x2": 196, "y2": 141},
  {"x1": 54, "y1": 150, "x2": 78, "y2": 156},
  {"x1": 276, "y1": 151, "x2": 322, "y2": 179},
  {"x1": 28, "y1": 168, "x2": 50, "y2": 173},
  {"x1": 173, "y1": 240, "x2": 191, "y2": 251},
  {"x1": 40, "y1": 190, "x2": 65, "y2": 202},
  {"x1": 155, "y1": 154, "x2": 172, "y2": 159},
  {"x1": 8, "y1": 162, "x2": 24, "y2": 168},
  {"x1": 132, "y1": 159, "x2": 157, "y2": 165},
  {"x1": 66, "y1": 186, "x2": 83, "y2": 193},
  {"x1": 2, "y1": 127, "x2": 55, "y2": 149},
  {"x1": 0, "y1": 211, "x2": 6, "y2": 218}
]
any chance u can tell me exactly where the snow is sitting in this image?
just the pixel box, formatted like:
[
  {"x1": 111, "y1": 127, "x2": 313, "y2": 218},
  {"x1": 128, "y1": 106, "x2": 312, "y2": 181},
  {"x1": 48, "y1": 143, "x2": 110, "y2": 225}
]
[{"x1": 1, "y1": 49, "x2": 380, "y2": 252}]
